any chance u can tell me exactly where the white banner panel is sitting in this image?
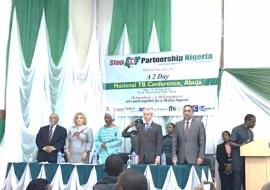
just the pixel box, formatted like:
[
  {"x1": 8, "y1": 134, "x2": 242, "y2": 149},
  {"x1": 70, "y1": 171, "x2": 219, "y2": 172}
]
[{"x1": 103, "y1": 51, "x2": 219, "y2": 116}]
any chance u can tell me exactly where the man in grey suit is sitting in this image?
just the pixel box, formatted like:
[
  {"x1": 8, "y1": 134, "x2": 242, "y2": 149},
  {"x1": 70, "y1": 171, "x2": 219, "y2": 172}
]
[
  {"x1": 135, "y1": 108, "x2": 163, "y2": 164},
  {"x1": 172, "y1": 105, "x2": 206, "y2": 165}
]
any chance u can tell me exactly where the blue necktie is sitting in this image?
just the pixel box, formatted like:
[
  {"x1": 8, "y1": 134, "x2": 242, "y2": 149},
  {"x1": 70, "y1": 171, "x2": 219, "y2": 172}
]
[{"x1": 145, "y1": 123, "x2": 150, "y2": 132}]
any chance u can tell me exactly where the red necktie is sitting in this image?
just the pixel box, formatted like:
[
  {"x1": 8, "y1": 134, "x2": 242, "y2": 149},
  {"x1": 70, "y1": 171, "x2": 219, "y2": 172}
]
[
  {"x1": 184, "y1": 121, "x2": 189, "y2": 142},
  {"x1": 48, "y1": 125, "x2": 53, "y2": 142}
]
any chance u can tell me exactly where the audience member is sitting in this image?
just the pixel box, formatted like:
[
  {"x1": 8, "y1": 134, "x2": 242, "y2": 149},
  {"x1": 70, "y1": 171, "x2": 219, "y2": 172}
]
[
  {"x1": 93, "y1": 154, "x2": 124, "y2": 190},
  {"x1": 115, "y1": 168, "x2": 148, "y2": 190},
  {"x1": 194, "y1": 181, "x2": 216, "y2": 190},
  {"x1": 262, "y1": 182, "x2": 270, "y2": 190},
  {"x1": 26, "y1": 178, "x2": 52, "y2": 190}
]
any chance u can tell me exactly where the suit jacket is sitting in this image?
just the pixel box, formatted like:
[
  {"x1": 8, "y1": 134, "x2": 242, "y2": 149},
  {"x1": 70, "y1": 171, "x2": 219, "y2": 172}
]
[
  {"x1": 216, "y1": 143, "x2": 232, "y2": 171},
  {"x1": 135, "y1": 122, "x2": 163, "y2": 164},
  {"x1": 172, "y1": 118, "x2": 205, "y2": 164},
  {"x1": 36, "y1": 124, "x2": 67, "y2": 163}
]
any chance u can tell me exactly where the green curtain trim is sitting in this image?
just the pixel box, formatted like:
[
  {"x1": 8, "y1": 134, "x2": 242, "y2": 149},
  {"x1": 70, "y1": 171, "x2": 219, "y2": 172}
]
[
  {"x1": 108, "y1": 0, "x2": 171, "y2": 55},
  {"x1": 44, "y1": 0, "x2": 69, "y2": 65},
  {"x1": 0, "y1": 119, "x2": 5, "y2": 144},
  {"x1": 217, "y1": 68, "x2": 224, "y2": 99},
  {"x1": 13, "y1": 0, "x2": 69, "y2": 67},
  {"x1": 154, "y1": 0, "x2": 171, "y2": 51},
  {"x1": 14, "y1": 0, "x2": 44, "y2": 68},
  {"x1": 108, "y1": 0, "x2": 127, "y2": 55},
  {"x1": 225, "y1": 68, "x2": 270, "y2": 102}
]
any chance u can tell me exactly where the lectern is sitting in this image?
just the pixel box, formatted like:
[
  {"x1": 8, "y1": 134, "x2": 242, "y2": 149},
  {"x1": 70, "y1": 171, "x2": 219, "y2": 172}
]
[{"x1": 240, "y1": 140, "x2": 270, "y2": 190}]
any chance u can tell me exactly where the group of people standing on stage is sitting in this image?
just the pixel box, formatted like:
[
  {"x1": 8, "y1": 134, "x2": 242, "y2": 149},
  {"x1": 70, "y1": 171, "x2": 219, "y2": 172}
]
[
  {"x1": 35, "y1": 105, "x2": 256, "y2": 190},
  {"x1": 216, "y1": 114, "x2": 256, "y2": 190},
  {"x1": 36, "y1": 111, "x2": 122, "y2": 164},
  {"x1": 35, "y1": 105, "x2": 206, "y2": 166},
  {"x1": 122, "y1": 105, "x2": 206, "y2": 165}
]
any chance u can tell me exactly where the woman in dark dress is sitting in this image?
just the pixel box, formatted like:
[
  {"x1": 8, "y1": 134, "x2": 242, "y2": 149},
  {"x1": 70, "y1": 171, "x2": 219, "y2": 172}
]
[
  {"x1": 216, "y1": 131, "x2": 233, "y2": 190},
  {"x1": 162, "y1": 123, "x2": 175, "y2": 165}
]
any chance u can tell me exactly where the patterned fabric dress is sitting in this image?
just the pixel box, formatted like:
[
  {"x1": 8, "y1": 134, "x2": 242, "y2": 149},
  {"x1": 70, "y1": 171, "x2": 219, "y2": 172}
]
[{"x1": 94, "y1": 125, "x2": 122, "y2": 164}]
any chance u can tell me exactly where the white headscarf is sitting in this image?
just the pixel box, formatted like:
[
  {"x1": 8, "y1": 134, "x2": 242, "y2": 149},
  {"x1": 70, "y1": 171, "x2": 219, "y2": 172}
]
[{"x1": 105, "y1": 112, "x2": 115, "y2": 121}]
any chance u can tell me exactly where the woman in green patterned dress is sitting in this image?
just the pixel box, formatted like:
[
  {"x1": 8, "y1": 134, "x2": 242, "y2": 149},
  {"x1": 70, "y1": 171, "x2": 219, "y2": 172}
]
[{"x1": 94, "y1": 113, "x2": 122, "y2": 164}]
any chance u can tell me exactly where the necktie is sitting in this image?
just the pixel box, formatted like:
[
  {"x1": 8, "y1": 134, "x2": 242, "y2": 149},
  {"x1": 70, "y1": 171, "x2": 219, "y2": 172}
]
[
  {"x1": 145, "y1": 123, "x2": 149, "y2": 132},
  {"x1": 48, "y1": 125, "x2": 53, "y2": 142},
  {"x1": 184, "y1": 121, "x2": 189, "y2": 142}
]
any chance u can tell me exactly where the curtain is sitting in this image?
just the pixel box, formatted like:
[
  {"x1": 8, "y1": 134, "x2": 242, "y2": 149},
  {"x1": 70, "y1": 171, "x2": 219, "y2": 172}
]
[
  {"x1": 225, "y1": 68, "x2": 270, "y2": 103},
  {"x1": 70, "y1": 0, "x2": 94, "y2": 67},
  {"x1": 14, "y1": 0, "x2": 43, "y2": 68},
  {"x1": 0, "y1": 0, "x2": 12, "y2": 115},
  {"x1": 108, "y1": 0, "x2": 171, "y2": 54},
  {"x1": 44, "y1": 0, "x2": 68, "y2": 65},
  {"x1": 0, "y1": 110, "x2": 5, "y2": 143},
  {"x1": 217, "y1": 71, "x2": 270, "y2": 141}
]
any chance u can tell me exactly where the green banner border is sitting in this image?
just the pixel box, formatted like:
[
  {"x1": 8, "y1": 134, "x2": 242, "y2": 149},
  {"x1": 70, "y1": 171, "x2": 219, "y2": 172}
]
[{"x1": 104, "y1": 78, "x2": 218, "y2": 90}]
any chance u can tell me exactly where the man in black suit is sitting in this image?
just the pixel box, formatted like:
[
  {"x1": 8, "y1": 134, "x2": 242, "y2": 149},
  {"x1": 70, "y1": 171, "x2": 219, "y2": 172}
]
[
  {"x1": 36, "y1": 113, "x2": 67, "y2": 163},
  {"x1": 135, "y1": 108, "x2": 163, "y2": 164}
]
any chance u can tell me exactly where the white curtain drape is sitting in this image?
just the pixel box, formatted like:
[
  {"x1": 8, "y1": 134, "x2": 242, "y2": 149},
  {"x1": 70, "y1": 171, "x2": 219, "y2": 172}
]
[
  {"x1": 0, "y1": 0, "x2": 11, "y2": 109},
  {"x1": 217, "y1": 71, "x2": 270, "y2": 141},
  {"x1": 70, "y1": 0, "x2": 94, "y2": 67}
]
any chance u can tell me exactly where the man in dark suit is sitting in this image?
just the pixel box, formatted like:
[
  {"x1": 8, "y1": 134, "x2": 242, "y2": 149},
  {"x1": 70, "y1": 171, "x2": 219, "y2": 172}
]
[
  {"x1": 172, "y1": 105, "x2": 206, "y2": 165},
  {"x1": 36, "y1": 113, "x2": 67, "y2": 163},
  {"x1": 135, "y1": 108, "x2": 163, "y2": 164},
  {"x1": 229, "y1": 114, "x2": 256, "y2": 190}
]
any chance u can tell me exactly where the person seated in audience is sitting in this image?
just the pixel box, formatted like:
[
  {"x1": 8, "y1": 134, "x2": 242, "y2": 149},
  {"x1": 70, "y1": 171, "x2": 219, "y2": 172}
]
[
  {"x1": 95, "y1": 112, "x2": 122, "y2": 164},
  {"x1": 65, "y1": 112, "x2": 93, "y2": 163},
  {"x1": 26, "y1": 178, "x2": 52, "y2": 190},
  {"x1": 93, "y1": 154, "x2": 124, "y2": 190},
  {"x1": 115, "y1": 168, "x2": 148, "y2": 190},
  {"x1": 194, "y1": 181, "x2": 216, "y2": 190},
  {"x1": 36, "y1": 113, "x2": 67, "y2": 163},
  {"x1": 122, "y1": 118, "x2": 143, "y2": 152},
  {"x1": 262, "y1": 182, "x2": 270, "y2": 190},
  {"x1": 216, "y1": 131, "x2": 233, "y2": 190},
  {"x1": 162, "y1": 123, "x2": 175, "y2": 165}
]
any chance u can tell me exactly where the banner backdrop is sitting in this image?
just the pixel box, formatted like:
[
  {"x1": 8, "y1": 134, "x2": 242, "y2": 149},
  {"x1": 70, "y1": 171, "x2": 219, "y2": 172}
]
[{"x1": 103, "y1": 51, "x2": 219, "y2": 116}]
